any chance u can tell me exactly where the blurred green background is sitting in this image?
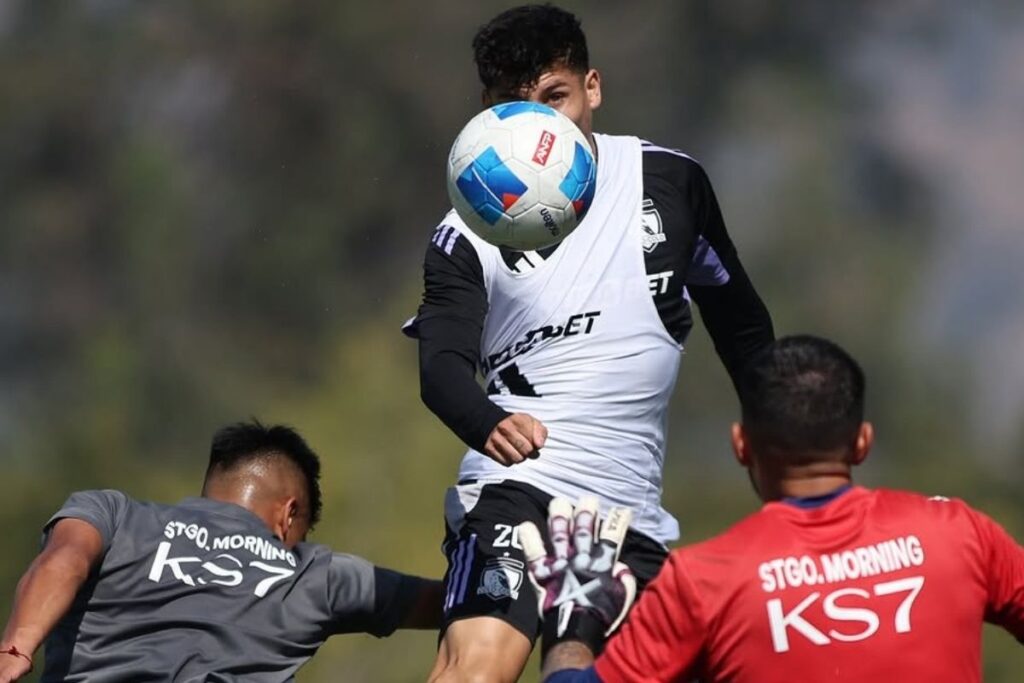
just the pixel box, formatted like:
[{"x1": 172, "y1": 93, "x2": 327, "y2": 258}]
[{"x1": 1, "y1": 1, "x2": 1022, "y2": 680}]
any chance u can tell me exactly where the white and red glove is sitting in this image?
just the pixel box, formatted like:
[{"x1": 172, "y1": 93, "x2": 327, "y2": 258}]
[{"x1": 518, "y1": 496, "x2": 637, "y2": 655}]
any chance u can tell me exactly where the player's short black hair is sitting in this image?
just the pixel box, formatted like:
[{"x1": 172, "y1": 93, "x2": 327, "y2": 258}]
[
  {"x1": 473, "y1": 4, "x2": 589, "y2": 96},
  {"x1": 738, "y1": 335, "x2": 866, "y2": 462},
  {"x1": 207, "y1": 420, "x2": 322, "y2": 528}
]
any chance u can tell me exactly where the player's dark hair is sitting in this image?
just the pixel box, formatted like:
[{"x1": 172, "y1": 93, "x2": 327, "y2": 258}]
[
  {"x1": 473, "y1": 4, "x2": 589, "y2": 96},
  {"x1": 207, "y1": 420, "x2": 322, "y2": 528},
  {"x1": 739, "y1": 335, "x2": 865, "y2": 462}
]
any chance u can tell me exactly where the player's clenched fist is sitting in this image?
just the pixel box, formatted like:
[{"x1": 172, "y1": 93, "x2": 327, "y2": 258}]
[
  {"x1": 518, "y1": 496, "x2": 637, "y2": 655},
  {"x1": 484, "y1": 413, "x2": 548, "y2": 466}
]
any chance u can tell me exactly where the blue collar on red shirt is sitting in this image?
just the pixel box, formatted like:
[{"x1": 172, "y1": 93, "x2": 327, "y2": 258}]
[{"x1": 781, "y1": 484, "x2": 853, "y2": 509}]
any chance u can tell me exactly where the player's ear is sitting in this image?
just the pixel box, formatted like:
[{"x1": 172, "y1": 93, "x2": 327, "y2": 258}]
[
  {"x1": 851, "y1": 422, "x2": 873, "y2": 466},
  {"x1": 275, "y1": 497, "x2": 298, "y2": 542},
  {"x1": 584, "y1": 68, "x2": 602, "y2": 110},
  {"x1": 731, "y1": 423, "x2": 750, "y2": 467},
  {"x1": 286, "y1": 497, "x2": 300, "y2": 530}
]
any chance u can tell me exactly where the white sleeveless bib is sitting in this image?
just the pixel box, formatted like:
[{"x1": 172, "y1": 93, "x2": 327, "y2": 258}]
[{"x1": 449, "y1": 134, "x2": 683, "y2": 544}]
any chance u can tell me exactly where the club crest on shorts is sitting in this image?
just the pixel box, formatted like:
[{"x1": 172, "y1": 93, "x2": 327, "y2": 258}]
[
  {"x1": 477, "y1": 557, "x2": 524, "y2": 601},
  {"x1": 640, "y1": 198, "x2": 666, "y2": 253}
]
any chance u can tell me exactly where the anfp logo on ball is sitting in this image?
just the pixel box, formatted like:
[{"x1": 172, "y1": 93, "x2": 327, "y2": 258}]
[
  {"x1": 532, "y1": 130, "x2": 556, "y2": 166},
  {"x1": 447, "y1": 101, "x2": 596, "y2": 252}
]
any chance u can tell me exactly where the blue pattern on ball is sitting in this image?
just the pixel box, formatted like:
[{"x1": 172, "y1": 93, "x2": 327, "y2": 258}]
[
  {"x1": 491, "y1": 101, "x2": 557, "y2": 119},
  {"x1": 456, "y1": 146, "x2": 528, "y2": 226},
  {"x1": 558, "y1": 142, "x2": 597, "y2": 218}
]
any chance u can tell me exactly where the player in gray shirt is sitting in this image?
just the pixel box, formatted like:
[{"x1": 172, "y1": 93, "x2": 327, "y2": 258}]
[{"x1": 0, "y1": 421, "x2": 442, "y2": 682}]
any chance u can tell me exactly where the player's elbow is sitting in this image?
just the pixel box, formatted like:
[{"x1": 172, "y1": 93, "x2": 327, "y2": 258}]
[
  {"x1": 418, "y1": 350, "x2": 466, "y2": 412},
  {"x1": 419, "y1": 364, "x2": 444, "y2": 413},
  {"x1": 43, "y1": 545, "x2": 96, "y2": 585},
  {"x1": 17, "y1": 544, "x2": 94, "y2": 604}
]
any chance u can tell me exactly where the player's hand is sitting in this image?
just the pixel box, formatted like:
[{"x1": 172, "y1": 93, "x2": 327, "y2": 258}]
[
  {"x1": 484, "y1": 413, "x2": 547, "y2": 466},
  {"x1": 518, "y1": 497, "x2": 637, "y2": 654}
]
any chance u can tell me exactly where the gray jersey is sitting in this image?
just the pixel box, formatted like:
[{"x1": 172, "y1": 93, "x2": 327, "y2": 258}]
[{"x1": 41, "y1": 490, "x2": 417, "y2": 682}]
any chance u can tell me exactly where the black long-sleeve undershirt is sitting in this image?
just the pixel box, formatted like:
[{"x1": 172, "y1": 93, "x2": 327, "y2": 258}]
[
  {"x1": 689, "y1": 250, "x2": 774, "y2": 392},
  {"x1": 676, "y1": 157, "x2": 774, "y2": 388},
  {"x1": 404, "y1": 231, "x2": 508, "y2": 452}
]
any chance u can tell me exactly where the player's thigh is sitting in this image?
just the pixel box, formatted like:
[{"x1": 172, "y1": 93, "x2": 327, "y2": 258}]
[
  {"x1": 429, "y1": 616, "x2": 532, "y2": 683},
  {"x1": 438, "y1": 482, "x2": 549, "y2": 661}
]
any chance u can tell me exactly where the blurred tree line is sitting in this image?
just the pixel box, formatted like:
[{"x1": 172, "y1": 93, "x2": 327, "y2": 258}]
[{"x1": 1, "y1": 1, "x2": 1020, "y2": 681}]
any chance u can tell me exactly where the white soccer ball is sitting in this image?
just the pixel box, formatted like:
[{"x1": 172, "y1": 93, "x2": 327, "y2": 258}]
[{"x1": 446, "y1": 101, "x2": 597, "y2": 251}]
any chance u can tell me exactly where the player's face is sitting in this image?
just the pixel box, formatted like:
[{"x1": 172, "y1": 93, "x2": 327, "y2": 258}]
[{"x1": 485, "y1": 64, "x2": 603, "y2": 141}]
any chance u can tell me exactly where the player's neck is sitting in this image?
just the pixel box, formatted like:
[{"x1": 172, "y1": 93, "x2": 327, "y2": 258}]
[
  {"x1": 202, "y1": 480, "x2": 274, "y2": 529},
  {"x1": 775, "y1": 476, "x2": 853, "y2": 501},
  {"x1": 762, "y1": 462, "x2": 854, "y2": 501}
]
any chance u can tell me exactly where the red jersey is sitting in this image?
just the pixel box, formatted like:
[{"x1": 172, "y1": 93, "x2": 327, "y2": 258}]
[{"x1": 595, "y1": 486, "x2": 1024, "y2": 682}]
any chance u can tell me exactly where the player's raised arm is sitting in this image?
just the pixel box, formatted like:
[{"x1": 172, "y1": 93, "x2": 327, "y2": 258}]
[
  {"x1": 407, "y1": 223, "x2": 545, "y2": 465},
  {"x1": 521, "y1": 498, "x2": 617, "y2": 682},
  {"x1": 683, "y1": 161, "x2": 774, "y2": 389},
  {"x1": 520, "y1": 500, "x2": 708, "y2": 683},
  {"x1": 0, "y1": 517, "x2": 106, "y2": 681}
]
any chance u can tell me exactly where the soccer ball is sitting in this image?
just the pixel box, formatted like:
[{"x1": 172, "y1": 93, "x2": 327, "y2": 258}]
[{"x1": 446, "y1": 101, "x2": 597, "y2": 251}]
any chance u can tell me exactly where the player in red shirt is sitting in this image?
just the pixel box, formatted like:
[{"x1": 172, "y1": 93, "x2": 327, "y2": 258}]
[{"x1": 522, "y1": 334, "x2": 1024, "y2": 682}]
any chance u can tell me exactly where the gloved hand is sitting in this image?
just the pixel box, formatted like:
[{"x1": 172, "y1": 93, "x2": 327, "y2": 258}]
[{"x1": 518, "y1": 496, "x2": 637, "y2": 655}]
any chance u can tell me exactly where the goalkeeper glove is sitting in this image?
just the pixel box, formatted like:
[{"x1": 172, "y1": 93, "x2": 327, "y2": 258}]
[{"x1": 518, "y1": 496, "x2": 637, "y2": 656}]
